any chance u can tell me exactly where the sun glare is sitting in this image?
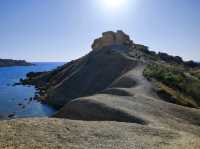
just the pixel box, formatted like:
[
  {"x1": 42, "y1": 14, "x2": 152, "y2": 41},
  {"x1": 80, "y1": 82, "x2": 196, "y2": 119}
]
[{"x1": 102, "y1": 0, "x2": 126, "y2": 10}]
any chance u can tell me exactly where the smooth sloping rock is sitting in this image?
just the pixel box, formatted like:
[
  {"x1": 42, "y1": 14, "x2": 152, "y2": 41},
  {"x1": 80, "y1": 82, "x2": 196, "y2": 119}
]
[{"x1": 0, "y1": 118, "x2": 199, "y2": 149}]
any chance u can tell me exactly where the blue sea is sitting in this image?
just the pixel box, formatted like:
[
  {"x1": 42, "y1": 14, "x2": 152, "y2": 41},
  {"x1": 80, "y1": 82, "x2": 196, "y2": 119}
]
[{"x1": 0, "y1": 62, "x2": 64, "y2": 119}]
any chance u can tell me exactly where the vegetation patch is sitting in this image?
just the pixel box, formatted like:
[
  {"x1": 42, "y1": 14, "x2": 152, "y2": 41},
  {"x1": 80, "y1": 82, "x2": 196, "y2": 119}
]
[{"x1": 144, "y1": 64, "x2": 200, "y2": 108}]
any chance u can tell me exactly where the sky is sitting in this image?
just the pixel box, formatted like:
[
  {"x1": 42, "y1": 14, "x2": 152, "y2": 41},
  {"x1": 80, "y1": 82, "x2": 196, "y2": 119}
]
[{"x1": 0, "y1": 0, "x2": 200, "y2": 62}]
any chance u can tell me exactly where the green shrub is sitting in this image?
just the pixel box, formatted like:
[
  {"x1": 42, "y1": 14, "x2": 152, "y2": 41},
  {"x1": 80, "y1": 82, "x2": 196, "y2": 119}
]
[{"x1": 144, "y1": 64, "x2": 200, "y2": 106}]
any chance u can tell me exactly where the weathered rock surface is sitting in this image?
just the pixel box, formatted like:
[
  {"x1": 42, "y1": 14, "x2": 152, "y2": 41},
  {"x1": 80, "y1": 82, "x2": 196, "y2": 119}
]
[
  {"x1": 0, "y1": 118, "x2": 199, "y2": 149},
  {"x1": 92, "y1": 30, "x2": 134, "y2": 51},
  {"x1": 22, "y1": 46, "x2": 139, "y2": 108},
  {"x1": 54, "y1": 64, "x2": 200, "y2": 148}
]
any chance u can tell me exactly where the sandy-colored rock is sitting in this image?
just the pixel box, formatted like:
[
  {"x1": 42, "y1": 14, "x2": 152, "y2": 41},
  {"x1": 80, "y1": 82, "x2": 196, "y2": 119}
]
[
  {"x1": 115, "y1": 30, "x2": 130, "y2": 45},
  {"x1": 92, "y1": 30, "x2": 133, "y2": 50},
  {"x1": 0, "y1": 118, "x2": 199, "y2": 149}
]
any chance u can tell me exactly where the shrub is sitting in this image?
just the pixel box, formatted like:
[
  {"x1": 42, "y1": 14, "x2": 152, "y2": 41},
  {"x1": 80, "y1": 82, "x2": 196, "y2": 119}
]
[{"x1": 144, "y1": 64, "x2": 200, "y2": 107}]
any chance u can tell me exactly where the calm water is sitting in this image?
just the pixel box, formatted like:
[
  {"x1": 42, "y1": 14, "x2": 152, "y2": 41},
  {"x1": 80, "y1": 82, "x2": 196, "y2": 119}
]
[{"x1": 0, "y1": 62, "x2": 64, "y2": 119}]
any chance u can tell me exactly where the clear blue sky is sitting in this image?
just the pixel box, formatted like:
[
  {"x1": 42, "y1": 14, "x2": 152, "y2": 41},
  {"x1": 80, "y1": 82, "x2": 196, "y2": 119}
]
[{"x1": 0, "y1": 0, "x2": 200, "y2": 62}]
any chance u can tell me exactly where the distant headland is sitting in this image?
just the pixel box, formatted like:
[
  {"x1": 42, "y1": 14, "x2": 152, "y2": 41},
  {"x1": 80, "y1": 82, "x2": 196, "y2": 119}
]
[{"x1": 0, "y1": 59, "x2": 33, "y2": 67}]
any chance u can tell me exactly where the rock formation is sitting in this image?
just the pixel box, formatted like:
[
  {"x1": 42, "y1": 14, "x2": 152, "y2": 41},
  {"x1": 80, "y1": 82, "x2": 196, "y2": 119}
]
[
  {"x1": 8, "y1": 30, "x2": 200, "y2": 149},
  {"x1": 92, "y1": 30, "x2": 134, "y2": 51}
]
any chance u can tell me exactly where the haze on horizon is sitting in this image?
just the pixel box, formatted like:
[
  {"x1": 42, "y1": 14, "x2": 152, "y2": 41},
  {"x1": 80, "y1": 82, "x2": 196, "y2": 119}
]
[{"x1": 0, "y1": 0, "x2": 199, "y2": 62}]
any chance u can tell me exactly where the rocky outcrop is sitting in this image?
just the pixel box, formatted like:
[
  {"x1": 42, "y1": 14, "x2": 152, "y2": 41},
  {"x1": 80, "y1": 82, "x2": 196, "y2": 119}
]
[
  {"x1": 92, "y1": 30, "x2": 134, "y2": 51},
  {"x1": 0, "y1": 59, "x2": 33, "y2": 67},
  {"x1": 22, "y1": 48, "x2": 138, "y2": 108},
  {"x1": 15, "y1": 31, "x2": 200, "y2": 148},
  {"x1": 21, "y1": 31, "x2": 200, "y2": 109}
]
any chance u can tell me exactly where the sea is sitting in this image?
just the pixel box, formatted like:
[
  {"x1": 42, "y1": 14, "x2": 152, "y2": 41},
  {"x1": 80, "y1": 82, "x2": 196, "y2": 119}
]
[{"x1": 0, "y1": 62, "x2": 64, "y2": 119}]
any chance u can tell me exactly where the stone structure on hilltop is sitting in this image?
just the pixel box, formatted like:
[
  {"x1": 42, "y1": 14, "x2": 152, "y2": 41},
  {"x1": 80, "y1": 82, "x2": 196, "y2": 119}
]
[{"x1": 92, "y1": 30, "x2": 135, "y2": 51}]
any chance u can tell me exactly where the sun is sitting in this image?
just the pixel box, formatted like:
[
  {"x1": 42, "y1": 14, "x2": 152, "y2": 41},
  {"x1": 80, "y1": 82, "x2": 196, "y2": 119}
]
[
  {"x1": 95, "y1": 0, "x2": 135, "y2": 14},
  {"x1": 102, "y1": 0, "x2": 126, "y2": 10}
]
